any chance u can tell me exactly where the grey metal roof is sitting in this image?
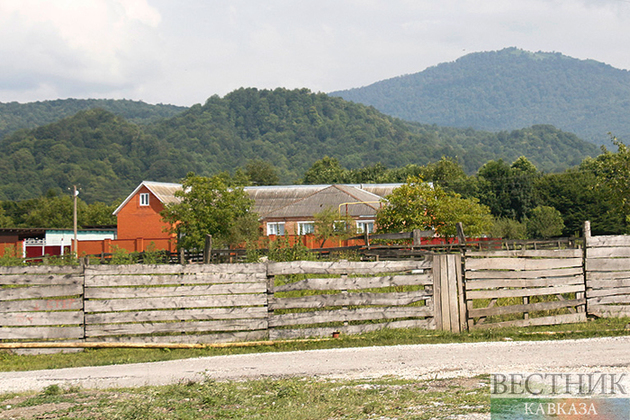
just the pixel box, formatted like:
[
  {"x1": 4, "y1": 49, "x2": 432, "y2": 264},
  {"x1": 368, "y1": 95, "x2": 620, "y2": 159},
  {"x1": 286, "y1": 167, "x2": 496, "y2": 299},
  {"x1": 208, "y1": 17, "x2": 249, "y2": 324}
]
[
  {"x1": 265, "y1": 185, "x2": 385, "y2": 219},
  {"x1": 114, "y1": 182, "x2": 401, "y2": 217}
]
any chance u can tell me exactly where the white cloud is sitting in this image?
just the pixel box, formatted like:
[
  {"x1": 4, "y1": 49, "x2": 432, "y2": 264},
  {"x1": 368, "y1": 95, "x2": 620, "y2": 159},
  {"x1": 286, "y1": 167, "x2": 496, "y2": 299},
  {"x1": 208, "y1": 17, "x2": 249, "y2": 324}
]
[
  {"x1": 0, "y1": 0, "x2": 162, "y2": 101},
  {"x1": 1, "y1": 0, "x2": 630, "y2": 105}
]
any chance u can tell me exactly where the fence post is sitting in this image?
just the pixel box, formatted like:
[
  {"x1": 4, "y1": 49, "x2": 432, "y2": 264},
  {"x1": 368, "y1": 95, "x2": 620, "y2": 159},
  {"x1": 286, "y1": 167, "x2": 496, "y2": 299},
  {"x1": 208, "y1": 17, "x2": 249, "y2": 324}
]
[
  {"x1": 581, "y1": 221, "x2": 591, "y2": 314},
  {"x1": 203, "y1": 235, "x2": 213, "y2": 264},
  {"x1": 266, "y1": 263, "x2": 275, "y2": 340}
]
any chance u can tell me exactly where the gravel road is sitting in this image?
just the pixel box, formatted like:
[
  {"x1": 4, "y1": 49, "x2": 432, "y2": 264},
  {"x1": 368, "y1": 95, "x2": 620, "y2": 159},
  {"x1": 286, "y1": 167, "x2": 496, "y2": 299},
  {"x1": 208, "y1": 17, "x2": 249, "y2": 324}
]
[{"x1": 1, "y1": 336, "x2": 630, "y2": 393}]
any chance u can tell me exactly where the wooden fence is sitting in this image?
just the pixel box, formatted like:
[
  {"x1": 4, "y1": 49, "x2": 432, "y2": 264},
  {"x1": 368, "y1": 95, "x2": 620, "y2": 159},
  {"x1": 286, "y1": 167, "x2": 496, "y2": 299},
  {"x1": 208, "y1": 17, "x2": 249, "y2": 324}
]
[
  {"x1": 7, "y1": 229, "x2": 630, "y2": 346},
  {"x1": 0, "y1": 258, "x2": 453, "y2": 344},
  {"x1": 267, "y1": 260, "x2": 435, "y2": 339},
  {"x1": 83, "y1": 264, "x2": 268, "y2": 344},
  {"x1": 0, "y1": 266, "x2": 84, "y2": 342},
  {"x1": 585, "y1": 234, "x2": 630, "y2": 317},
  {"x1": 464, "y1": 249, "x2": 586, "y2": 329}
]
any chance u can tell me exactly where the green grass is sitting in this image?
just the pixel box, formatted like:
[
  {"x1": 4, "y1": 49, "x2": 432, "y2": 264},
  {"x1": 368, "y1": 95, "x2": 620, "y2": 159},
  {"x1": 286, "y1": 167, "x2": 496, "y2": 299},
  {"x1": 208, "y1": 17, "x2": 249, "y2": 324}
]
[
  {"x1": 0, "y1": 375, "x2": 491, "y2": 420},
  {"x1": 1, "y1": 317, "x2": 629, "y2": 373}
]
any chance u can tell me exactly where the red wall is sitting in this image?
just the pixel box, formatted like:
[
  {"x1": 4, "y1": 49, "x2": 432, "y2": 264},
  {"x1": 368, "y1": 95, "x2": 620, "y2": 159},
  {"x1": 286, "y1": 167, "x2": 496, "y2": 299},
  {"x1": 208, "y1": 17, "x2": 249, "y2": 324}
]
[{"x1": 116, "y1": 186, "x2": 175, "y2": 242}]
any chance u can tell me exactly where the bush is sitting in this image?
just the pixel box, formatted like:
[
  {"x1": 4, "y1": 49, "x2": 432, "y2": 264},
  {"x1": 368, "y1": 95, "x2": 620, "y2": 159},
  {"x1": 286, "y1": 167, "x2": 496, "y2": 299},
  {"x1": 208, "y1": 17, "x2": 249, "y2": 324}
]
[{"x1": 527, "y1": 206, "x2": 565, "y2": 239}]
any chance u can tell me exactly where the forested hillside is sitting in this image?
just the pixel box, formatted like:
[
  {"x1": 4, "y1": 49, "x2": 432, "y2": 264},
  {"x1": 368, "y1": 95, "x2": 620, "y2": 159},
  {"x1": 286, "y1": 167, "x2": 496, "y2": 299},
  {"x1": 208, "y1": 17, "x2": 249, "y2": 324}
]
[
  {"x1": 0, "y1": 88, "x2": 599, "y2": 203},
  {"x1": 0, "y1": 98, "x2": 186, "y2": 139},
  {"x1": 331, "y1": 48, "x2": 630, "y2": 145}
]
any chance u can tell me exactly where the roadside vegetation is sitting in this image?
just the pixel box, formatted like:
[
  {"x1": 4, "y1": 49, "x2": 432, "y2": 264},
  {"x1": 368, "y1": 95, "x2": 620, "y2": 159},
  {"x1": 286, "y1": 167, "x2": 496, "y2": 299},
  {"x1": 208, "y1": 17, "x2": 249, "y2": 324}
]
[{"x1": 0, "y1": 375, "x2": 490, "y2": 420}]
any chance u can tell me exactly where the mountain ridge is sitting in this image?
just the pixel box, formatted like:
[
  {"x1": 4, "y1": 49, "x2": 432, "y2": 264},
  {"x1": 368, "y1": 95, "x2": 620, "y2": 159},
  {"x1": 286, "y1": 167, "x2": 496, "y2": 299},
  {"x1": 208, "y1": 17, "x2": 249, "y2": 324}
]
[{"x1": 330, "y1": 47, "x2": 630, "y2": 145}]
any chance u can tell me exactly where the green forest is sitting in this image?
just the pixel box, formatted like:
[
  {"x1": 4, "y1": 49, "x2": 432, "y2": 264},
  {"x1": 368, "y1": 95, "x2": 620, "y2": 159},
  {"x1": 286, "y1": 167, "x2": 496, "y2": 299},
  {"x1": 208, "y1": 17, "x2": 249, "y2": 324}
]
[
  {"x1": 331, "y1": 47, "x2": 630, "y2": 145},
  {"x1": 0, "y1": 88, "x2": 598, "y2": 205},
  {"x1": 0, "y1": 87, "x2": 620, "y2": 237}
]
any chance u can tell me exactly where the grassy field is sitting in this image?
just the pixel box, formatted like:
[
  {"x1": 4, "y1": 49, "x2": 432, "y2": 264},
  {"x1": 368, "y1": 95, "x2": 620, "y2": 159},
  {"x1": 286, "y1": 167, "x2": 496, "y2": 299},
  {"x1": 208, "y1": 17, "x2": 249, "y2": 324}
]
[
  {"x1": 0, "y1": 375, "x2": 490, "y2": 420},
  {"x1": 1, "y1": 317, "x2": 629, "y2": 373}
]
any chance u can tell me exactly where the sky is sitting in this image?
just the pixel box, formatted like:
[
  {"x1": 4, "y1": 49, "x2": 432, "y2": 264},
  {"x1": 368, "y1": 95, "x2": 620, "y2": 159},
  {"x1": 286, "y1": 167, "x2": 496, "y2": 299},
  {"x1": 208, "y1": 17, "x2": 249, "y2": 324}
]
[{"x1": 1, "y1": 0, "x2": 630, "y2": 107}]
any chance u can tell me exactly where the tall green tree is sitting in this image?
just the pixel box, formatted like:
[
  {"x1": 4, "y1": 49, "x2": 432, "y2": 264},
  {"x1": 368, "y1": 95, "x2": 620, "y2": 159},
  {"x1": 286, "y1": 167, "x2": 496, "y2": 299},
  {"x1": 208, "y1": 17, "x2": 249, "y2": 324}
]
[
  {"x1": 302, "y1": 156, "x2": 348, "y2": 184},
  {"x1": 161, "y1": 173, "x2": 260, "y2": 250},
  {"x1": 588, "y1": 137, "x2": 630, "y2": 226},
  {"x1": 476, "y1": 157, "x2": 539, "y2": 220},
  {"x1": 376, "y1": 176, "x2": 493, "y2": 239},
  {"x1": 245, "y1": 159, "x2": 280, "y2": 186}
]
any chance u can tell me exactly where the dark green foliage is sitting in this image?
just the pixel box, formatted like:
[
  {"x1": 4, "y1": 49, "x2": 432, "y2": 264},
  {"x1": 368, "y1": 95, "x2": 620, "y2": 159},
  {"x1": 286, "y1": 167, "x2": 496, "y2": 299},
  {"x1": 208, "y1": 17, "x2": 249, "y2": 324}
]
[
  {"x1": 476, "y1": 157, "x2": 540, "y2": 220},
  {"x1": 0, "y1": 98, "x2": 185, "y2": 139},
  {"x1": 534, "y1": 168, "x2": 625, "y2": 236},
  {"x1": 0, "y1": 108, "x2": 191, "y2": 203},
  {"x1": 0, "y1": 88, "x2": 599, "y2": 204},
  {"x1": 331, "y1": 47, "x2": 630, "y2": 145},
  {"x1": 0, "y1": 191, "x2": 116, "y2": 228},
  {"x1": 161, "y1": 172, "x2": 260, "y2": 250},
  {"x1": 245, "y1": 159, "x2": 280, "y2": 186},
  {"x1": 526, "y1": 206, "x2": 565, "y2": 239}
]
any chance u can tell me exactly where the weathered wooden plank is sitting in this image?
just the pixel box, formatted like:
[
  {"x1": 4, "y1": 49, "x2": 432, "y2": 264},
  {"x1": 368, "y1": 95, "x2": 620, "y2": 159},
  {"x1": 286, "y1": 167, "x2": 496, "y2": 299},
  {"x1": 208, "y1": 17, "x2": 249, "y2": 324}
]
[
  {"x1": 0, "y1": 326, "x2": 84, "y2": 340},
  {"x1": 85, "y1": 263, "x2": 265, "y2": 276},
  {"x1": 0, "y1": 284, "x2": 83, "y2": 301},
  {"x1": 85, "y1": 294, "x2": 267, "y2": 312},
  {"x1": 587, "y1": 278, "x2": 630, "y2": 289},
  {"x1": 586, "y1": 287, "x2": 630, "y2": 298},
  {"x1": 433, "y1": 255, "x2": 443, "y2": 331},
  {"x1": 587, "y1": 247, "x2": 630, "y2": 259},
  {"x1": 269, "y1": 319, "x2": 435, "y2": 340},
  {"x1": 466, "y1": 284, "x2": 584, "y2": 300},
  {"x1": 588, "y1": 304, "x2": 630, "y2": 317},
  {"x1": 590, "y1": 295, "x2": 630, "y2": 305},
  {"x1": 586, "y1": 271, "x2": 630, "y2": 282},
  {"x1": 85, "y1": 307, "x2": 268, "y2": 324},
  {"x1": 0, "y1": 266, "x2": 83, "y2": 275},
  {"x1": 465, "y1": 275, "x2": 584, "y2": 290},
  {"x1": 470, "y1": 313, "x2": 586, "y2": 330},
  {"x1": 84, "y1": 283, "x2": 266, "y2": 299},
  {"x1": 273, "y1": 274, "x2": 432, "y2": 292},
  {"x1": 466, "y1": 258, "x2": 582, "y2": 271},
  {"x1": 269, "y1": 290, "x2": 431, "y2": 310},
  {"x1": 267, "y1": 260, "x2": 432, "y2": 276},
  {"x1": 86, "y1": 319, "x2": 268, "y2": 337},
  {"x1": 468, "y1": 298, "x2": 585, "y2": 318},
  {"x1": 586, "y1": 258, "x2": 630, "y2": 272},
  {"x1": 85, "y1": 273, "x2": 265, "y2": 287},
  {"x1": 87, "y1": 330, "x2": 268, "y2": 344},
  {"x1": 466, "y1": 267, "x2": 583, "y2": 280},
  {"x1": 467, "y1": 249, "x2": 582, "y2": 258},
  {"x1": 446, "y1": 254, "x2": 460, "y2": 333},
  {"x1": 586, "y1": 235, "x2": 630, "y2": 248},
  {"x1": 0, "y1": 274, "x2": 82, "y2": 285},
  {"x1": 1, "y1": 311, "x2": 83, "y2": 326},
  {"x1": 0, "y1": 297, "x2": 82, "y2": 313},
  {"x1": 269, "y1": 306, "x2": 433, "y2": 327}
]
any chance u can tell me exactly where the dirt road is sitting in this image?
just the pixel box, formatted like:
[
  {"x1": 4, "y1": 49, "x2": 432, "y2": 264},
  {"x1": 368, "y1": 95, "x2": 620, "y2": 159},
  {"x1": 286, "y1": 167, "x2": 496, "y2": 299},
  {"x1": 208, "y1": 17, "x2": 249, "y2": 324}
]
[{"x1": 1, "y1": 336, "x2": 629, "y2": 393}]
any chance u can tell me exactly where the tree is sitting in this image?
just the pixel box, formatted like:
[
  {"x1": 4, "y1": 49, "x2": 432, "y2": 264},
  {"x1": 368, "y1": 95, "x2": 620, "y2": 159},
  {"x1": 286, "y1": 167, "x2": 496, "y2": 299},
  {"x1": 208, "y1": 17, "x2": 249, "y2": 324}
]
[
  {"x1": 313, "y1": 207, "x2": 357, "y2": 248},
  {"x1": 161, "y1": 173, "x2": 260, "y2": 250},
  {"x1": 476, "y1": 157, "x2": 539, "y2": 220},
  {"x1": 302, "y1": 156, "x2": 347, "y2": 184},
  {"x1": 245, "y1": 159, "x2": 280, "y2": 186},
  {"x1": 0, "y1": 204, "x2": 12, "y2": 228},
  {"x1": 376, "y1": 176, "x2": 493, "y2": 239},
  {"x1": 526, "y1": 206, "x2": 565, "y2": 239},
  {"x1": 534, "y1": 167, "x2": 624, "y2": 236},
  {"x1": 589, "y1": 137, "x2": 630, "y2": 225}
]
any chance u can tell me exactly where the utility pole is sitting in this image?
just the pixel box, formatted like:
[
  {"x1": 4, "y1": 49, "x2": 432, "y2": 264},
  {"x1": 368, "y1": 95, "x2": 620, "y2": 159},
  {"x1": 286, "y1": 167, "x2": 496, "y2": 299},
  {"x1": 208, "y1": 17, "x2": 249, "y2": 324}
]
[{"x1": 73, "y1": 185, "x2": 78, "y2": 255}]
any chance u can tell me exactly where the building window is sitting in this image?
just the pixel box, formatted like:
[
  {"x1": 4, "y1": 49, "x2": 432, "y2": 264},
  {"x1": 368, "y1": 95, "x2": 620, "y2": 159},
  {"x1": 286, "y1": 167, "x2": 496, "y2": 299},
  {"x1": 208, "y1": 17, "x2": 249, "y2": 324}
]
[
  {"x1": 357, "y1": 221, "x2": 374, "y2": 234},
  {"x1": 267, "y1": 222, "x2": 285, "y2": 236},
  {"x1": 139, "y1": 193, "x2": 150, "y2": 206},
  {"x1": 297, "y1": 222, "x2": 315, "y2": 235}
]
